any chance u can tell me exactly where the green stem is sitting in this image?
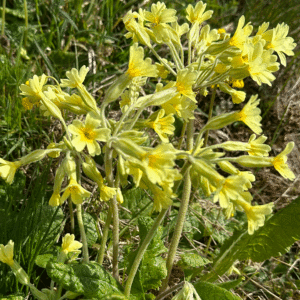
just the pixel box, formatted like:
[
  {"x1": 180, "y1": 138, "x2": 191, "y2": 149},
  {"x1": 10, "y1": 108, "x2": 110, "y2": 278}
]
[
  {"x1": 124, "y1": 209, "x2": 168, "y2": 297},
  {"x1": 76, "y1": 204, "x2": 89, "y2": 263},
  {"x1": 177, "y1": 121, "x2": 187, "y2": 150},
  {"x1": 204, "y1": 86, "x2": 216, "y2": 147},
  {"x1": 168, "y1": 41, "x2": 184, "y2": 70},
  {"x1": 159, "y1": 169, "x2": 192, "y2": 293},
  {"x1": 68, "y1": 198, "x2": 75, "y2": 234},
  {"x1": 97, "y1": 205, "x2": 112, "y2": 264},
  {"x1": 105, "y1": 148, "x2": 119, "y2": 281},
  {"x1": 2, "y1": 0, "x2": 6, "y2": 36},
  {"x1": 24, "y1": 0, "x2": 28, "y2": 48},
  {"x1": 159, "y1": 119, "x2": 194, "y2": 293},
  {"x1": 149, "y1": 46, "x2": 177, "y2": 76}
]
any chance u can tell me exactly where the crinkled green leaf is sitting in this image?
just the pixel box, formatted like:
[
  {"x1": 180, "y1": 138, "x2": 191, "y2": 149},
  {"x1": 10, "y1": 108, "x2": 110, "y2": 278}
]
[
  {"x1": 82, "y1": 212, "x2": 98, "y2": 247},
  {"x1": 193, "y1": 281, "x2": 242, "y2": 300},
  {"x1": 202, "y1": 196, "x2": 300, "y2": 282},
  {"x1": 35, "y1": 254, "x2": 54, "y2": 268},
  {"x1": 46, "y1": 262, "x2": 123, "y2": 298},
  {"x1": 178, "y1": 253, "x2": 211, "y2": 268}
]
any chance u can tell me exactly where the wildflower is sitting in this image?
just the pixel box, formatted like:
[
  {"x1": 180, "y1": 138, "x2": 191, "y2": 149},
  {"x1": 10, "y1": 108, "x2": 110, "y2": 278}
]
[
  {"x1": 60, "y1": 66, "x2": 89, "y2": 88},
  {"x1": 144, "y1": 2, "x2": 177, "y2": 27},
  {"x1": 49, "y1": 162, "x2": 66, "y2": 207},
  {"x1": 231, "y1": 79, "x2": 244, "y2": 88},
  {"x1": 213, "y1": 175, "x2": 251, "y2": 209},
  {"x1": 60, "y1": 177, "x2": 91, "y2": 205},
  {"x1": 100, "y1": 185, "x2": 117, "y2": 202},
  {"x1": 229, "y1": 15, "x2": 253, "y2": 50},
  {"x1": 116, "y1": 188, "x2": 124, "y2": 204},
  {"x1": 61, "y1": 234, "x2": 82, "y2": 254},
  {"x1": 272, "y1": 142, "x2": 295, "y2": 180},
  {"x1": 0, "y1": 159, "x2": 22, "y2": 184},
  {"x1": 126, "y1": 43, "x2": 158, "y2": 79},
  {"x1": 236, "y1": 95, "x2": 262, "y2": 134},
  {"x1": 235, "y1": 199, "x2": 274, "y2": 235},
  {"x1": 175, "y1": 68, "x2": 197, "y2": 102},
  {"x1": 246, "y1": 42, "x2": 277, "y2": 86},
  {"x1": 262, "y1": 23, "x2": 296, "y2": 66},
  {"x1": 186, "y1": 1, "x2": 213, "y2": 24},
  {"x1": 247, "y1": 134, "x2": 271, "y2": 156},
  {"x1": 68, "y1": 112, "x2": 111, "y2": 156},
  {"x1": 19, "y1": 74, "x2": 48, "y2": 103},
  {"x1": 145, "y1": 109, "x2": 175, "y2": 143},
  {"x1": 219, "y1": 83, "x2": 246, "y2": 104},
  {"x1": 0, "y1": 240, "x2": 14, "y2": 266}
]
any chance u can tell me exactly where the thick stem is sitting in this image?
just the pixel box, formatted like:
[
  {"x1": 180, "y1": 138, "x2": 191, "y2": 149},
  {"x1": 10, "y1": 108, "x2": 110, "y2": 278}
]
[
  {"x1": 97, "y1": 205, "x2": 112, "y2": 264},
  {"x1": 105, "y1": 148, "x2": 119, "y2": 281},
  {"x1": 204, "y1": 86, "x2": 216, "y2": 147},
  {"x1": 159, "y1": 120, "x2": 194, "y2": 294},
  {"x1": 159, "y1": 169, "x2": 192, "y2": 293},
  {"x1": 76, "y1": 204, "x2": 89, "y2": 263},
  {"x1": 124, "y1": 209, "x2": 168, "y2": 297}
]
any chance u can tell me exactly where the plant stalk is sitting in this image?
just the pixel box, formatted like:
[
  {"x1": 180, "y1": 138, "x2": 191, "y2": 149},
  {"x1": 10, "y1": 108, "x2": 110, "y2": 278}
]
[
  {"x1": 105, "y1": 147, "x2": 119, "y2": 281},
  {"x1": 124, "y1": 209, "x2": 168, "y2": 297},
  {"x1": 159, "y1": 120, "x2": 194, "y2": 293},
  {"x1": 1, "y1": 0, "x2": 6, "y2": 36},
  {"x1": 76, "y1": 204, "x2": 89, "y2": 263},
  {"x1": 97, "y1": 206, "x2": 112, "y2": 264},
  {"x1": 204, "y1": 86, "x2": 216, "y2": 147}
]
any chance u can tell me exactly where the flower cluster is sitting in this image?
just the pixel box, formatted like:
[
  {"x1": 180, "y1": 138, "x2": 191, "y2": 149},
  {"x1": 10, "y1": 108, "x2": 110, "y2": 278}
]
[{"x1": 0, "y1": 3, "x2": 296, "y2": 278}]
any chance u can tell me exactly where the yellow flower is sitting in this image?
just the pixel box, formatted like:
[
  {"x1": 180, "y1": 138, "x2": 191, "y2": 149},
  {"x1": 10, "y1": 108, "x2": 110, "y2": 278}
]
[
  {"x1": 100, "y1": 185, "x2": 117, "y2": 202},
  {"x1": 0, "y1": 159, "x2": 22, "y2": 185},
  {"x1": 235, "y1": 199, "x2": 273, "y2": 235},
  {"x1": 237, "y1": 95, "x2": 262, "y2": 134},
  {"x1": 140, "y1": 144, "x2": 178, "y2": 185},
  {"x1": 219, "y1": 83, "x2": 246, "y2": 104},
  {"x1": 61, "y1": 234, "x2": 82, "y2": 254},
  {"x1": 68, "y1": 112, "x2": 111, "y2": 156},
  {"x1": 146, "y1": 109, "x2": 175, "y2": 143},
  {"x1": 49, "y1": 191, "x2": 61, "y2": 207},
  {"x1": 116, "y1": 188, "x2": 124, "y2": 204},
  {"x1": 19, "y1": 74, "x2": 48, "y2": 102},
  {"x1": 0, "y1": 240, "x2": 14, "y2": 266},
  {"x1": 143, "y1": 2, "x2": 177, "y2": 27},
  {"x1": 272, "y1": 142, "x2": 295, "y2": 180},
  {"x1": 247, "y1": 134, "x2": 271, "y2": 156},
  {"x1": 60, "y1": 66, "x2": 89, "y2": 88},
  {"x1": 246, "y1": 42, "x2": 277, "y2": 86},
  {"x1": 175, "y1": 69, "x2": 197, "y2": 102},
  {"x1": 231, "y1": 79, "x2": 244, "y2": 88},
  {"x1": 60, "y1": 178, "x2": 91, "y2": 205},
  {"x1": 262, "y1": 23, "x2": 296, "y2": 66},
  {"x1": 229, "y1": 15, "x2": 253, "y2": 50},
  {"x1": 213, "y1": 175, "x2": 251, "y2": 209},
  {"x1": 186, "y1": 1, "x2": 213, "y2": 24},
  {"x1": 126, "y1": 43, "x2": 158, "y2": 79}
]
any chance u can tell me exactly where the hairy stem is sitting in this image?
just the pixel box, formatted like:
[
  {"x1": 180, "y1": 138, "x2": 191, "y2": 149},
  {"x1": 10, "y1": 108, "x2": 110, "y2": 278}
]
[
  {"x1": 105, "y1": 148, "x2": 119, "y2": 281},
  {"x1": 76, "y1": 204, "x2": 89, "y2": 263},
  {"x1": 159, "y1": 120, "x2": 194, "y2": 293},
  {"x1": 97, "y1": 206, "x2": 112, "y2": 265}
]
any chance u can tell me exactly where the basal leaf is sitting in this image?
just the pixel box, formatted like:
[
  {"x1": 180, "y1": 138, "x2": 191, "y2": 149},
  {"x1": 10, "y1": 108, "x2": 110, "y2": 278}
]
[
  {"x1": 46, "y1": 262, "x2": 123, "y2": 298},
  {"x1": 178, "y1": 253, "x2": 211, "y2": 268},
  {"x1": 35, "y1": 254, "x2": 54, "y2": 268},
  {"x1": 202, "y1": 196, "x2": 300, "y2": 282},
  {"x1": 193, "y1": 281, "x2": 242, "y2": 300}
]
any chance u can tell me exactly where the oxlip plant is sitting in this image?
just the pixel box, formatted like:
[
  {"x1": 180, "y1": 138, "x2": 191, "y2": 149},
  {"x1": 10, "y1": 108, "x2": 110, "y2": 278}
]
[{"x1": 0, "y1": 1, "x2": 298, "y2": 299}]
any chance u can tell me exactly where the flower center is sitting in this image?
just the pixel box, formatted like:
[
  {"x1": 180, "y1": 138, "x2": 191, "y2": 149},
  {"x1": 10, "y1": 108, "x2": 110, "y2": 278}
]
[
  {"x1": 80, "y1": 127, "x2": 96, "y2": 141},
  {"x1": 127, "y1": 62, "x2": 142, "y2": 78}
]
